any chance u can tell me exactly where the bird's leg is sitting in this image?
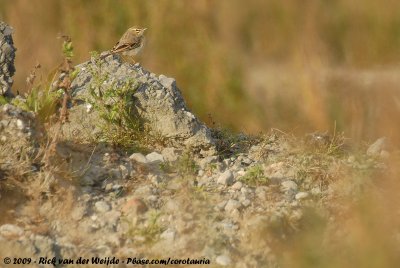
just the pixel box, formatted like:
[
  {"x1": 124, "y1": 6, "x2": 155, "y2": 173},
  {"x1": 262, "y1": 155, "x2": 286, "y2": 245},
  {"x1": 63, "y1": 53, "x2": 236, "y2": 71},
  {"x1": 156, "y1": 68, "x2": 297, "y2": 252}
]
[
  {"x1": 119, "y1": 55, "x2": 136, "y2": 64},
  {"x1": 128, "y1": 56, "x2": 136, "y2": 65}
]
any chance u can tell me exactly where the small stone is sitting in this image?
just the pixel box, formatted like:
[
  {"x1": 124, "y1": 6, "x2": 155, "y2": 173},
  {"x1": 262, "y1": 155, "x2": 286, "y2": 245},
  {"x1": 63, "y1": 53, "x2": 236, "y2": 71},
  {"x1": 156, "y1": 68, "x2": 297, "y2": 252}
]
[
  {"x1": 119, "y1": 165, "x2": 130, "y2": 179},
  {"x1": 223, "y1": 159, "x2": 231, "y2": 167},
  {"x1": 81, "y1": 175, "x2": 95, "y2": 186},
  {"x1": 347, "y1": 155, "x2": 356, "y2": 163},
  {"x1": 15, "y1": 119, "x2": 25, "y2": 130},
  {"x1": 231, "y1": 181, "x2": 243, "y2": 190},
  {"x1": 95, "y1": 201, "x2": 111, "y2": 213},
  {"x1": 0, "y1": 224, "x2": 24, "y2": 237},
  {"x1": 217, "y1": 170, "x2": 234, "y2": 186},
  {"x1": 161, "y1": 147, "x2": 180, "y2": 162},
  {"x1": 255, "y1": 187, "x2": 267, "y2": 201},
  {"x1": 225, "y1": 199, "x2": 241, "y2": 212},
  {"x1": 311, "y1": 187, "x2": 322, "y2": 196},
  {"x1": 149, "y1": 174, "x2": 163, "y2": 185},
  {"x1": 295, "y1": 192, "x2": 310, "y2": 200},
  {"x1": 129, "y1": 153, "x2": 148, "y2": 164},
  {"x1": 104, "y1": 183, "x2": 113, "y2": 191},
  {"x1": 160, "y1": 228, "x2": 176, "y2": 241},
  {"x1": 198, "y1": 169, "x2": 205, "y2": 177},
  {"x1": 281, "y1": 180, "x2": 298, "y2": 192},
  {"x1": 112, "y1": 184, "x2": 123, "y2": 191},
  {"x1": 71, "y1": 205, "x2": 87, "y2": 221},
  {"x1": 86, "y1": 103, "x2": 93, "y2": 113},
  {"x1": 147, "y1": 195, "x2": 158, "y2": 204},
  {"x1": 146, "y1": 152, "x2": 164, "y2": 163},
  {"x1": 121, "y1": 198, "x2": 148, "y2": 215},
  {"x1": 241, "y1": 199, "x2": 251, "y2": 207},
  {"x1": 0, "y1": 135, "x2": 6, "y2": 142},
  {"x1": 158, "y1": 74, "x2": 176, "y2": 89},
  {"x1": 215, "y1": 255, "x2": 231, "y2": 266},
  {"x1": 241, "y1": 157, "x2": 252, "y2": 165},
  {"x1": 199, "y1": 156, "x2": 218, "y2": 169},
  {"x1": 237, "y1": 169, "x2": 246, "y2": 176},
  {"x1": 215, "y1": 200, "x2": 227, "y2": 211}
]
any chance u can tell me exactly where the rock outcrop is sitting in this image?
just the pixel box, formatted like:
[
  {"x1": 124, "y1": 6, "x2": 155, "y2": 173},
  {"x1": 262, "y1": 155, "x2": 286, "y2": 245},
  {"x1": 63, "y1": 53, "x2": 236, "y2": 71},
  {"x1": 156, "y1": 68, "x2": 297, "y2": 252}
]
[
  {"x1": 0, "y1": 21, "x2": 16, "y2": 97},
  {"x1": 65, "y1": 54, "x2": 215, "y2": 154}
]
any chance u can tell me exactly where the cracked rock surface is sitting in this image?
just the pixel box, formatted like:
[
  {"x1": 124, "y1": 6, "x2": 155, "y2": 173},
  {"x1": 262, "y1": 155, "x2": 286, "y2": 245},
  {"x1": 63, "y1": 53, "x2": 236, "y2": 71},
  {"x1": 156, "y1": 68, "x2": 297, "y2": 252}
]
[{"x1": 66, "y1": 55, "x2": 215, "y2": 153}]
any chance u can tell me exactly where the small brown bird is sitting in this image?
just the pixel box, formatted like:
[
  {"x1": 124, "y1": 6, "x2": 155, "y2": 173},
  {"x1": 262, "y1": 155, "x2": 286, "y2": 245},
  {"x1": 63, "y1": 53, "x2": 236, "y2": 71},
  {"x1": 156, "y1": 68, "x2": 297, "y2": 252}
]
[{"x1": 102, "y1": 26, "x2": 147, "y2": 62}]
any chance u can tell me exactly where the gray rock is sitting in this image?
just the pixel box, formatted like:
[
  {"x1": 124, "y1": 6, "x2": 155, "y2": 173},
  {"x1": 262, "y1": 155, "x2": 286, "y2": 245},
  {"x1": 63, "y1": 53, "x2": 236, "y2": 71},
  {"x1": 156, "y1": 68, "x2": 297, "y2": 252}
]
[
  {"x1": 159, "y1": 74, "x2": 176, "y2": 89},
  {"x1": 68, "y1": 56, "x2": 215, "y2": 150},
  {"x1": 160, "y1": 228, "x2": 176, "y2": 242},
  {"x1": 133, "y1": 185, "x2": 152, "y2": 196},
  {"x1": 241, "y1": 157, "x2": 253, "y2": 165},
  {"x1": 280, "y1": 180, "x2": 298, "y2": 192},
  {"x1": 223, "y1": 158, "x2": 231, "y2": 167},
  {"x1": 225, "y1": 199, "x2": 242, "y2": 212},
  {"x1": 164, "y1": 199, "x2": 180, "y2": 212},
  {"x1": 129, "y1": 153, "x2": 148, "y2": 164},
  {"x1": 231, "y1": 181, "x2": 243, "y2": 190},
  {"x1": 0, "y1": 21, "x2": 16, "y2": 97},
  {"x1": 149, "y1": 174, "x2": 163, "y2": 185},
  {"x1": 215, "y1": 255, "x2": 232, "y2": 266},
  {"x1": 215, "y1": 200, "x2": 227, "y2": 211},
  {"x1": 199, "y1": 156, "x2": 219, "y2": 169},
  {"x1": 71, "y1": 205, "x2": 87, "y2": 221},
  {"x1": 311, "y1": 187, "x2": 322, "y2": 196},
  {"x1": 161, "y1": 147, "x2": 180, "y2": 162},
  {"x1": 94, "y1": 201, "x2": 111, "y2": 213},
  {"x1": 217, "y1": 170, "x2": 234, "y2": 186},
  {"x1": 241, "y1": 199, "x2": 251, "y2": 207},
  {"x1": 198, "y1": 169, "x2": 205, "y2": 177},
  {"x1": 16, "y1": 119, "x2": 25, "y2": 130},
  {"x1": 295, "y1": 192, "x2": 310, "y2": 200},
  {"x1": 119, "y1": 164, "x2": 130, "y2": 179},
  {"x1": 146, "y1": 152, "x2": 164, "y2": 163},
  {"x1": 104, "y1": 183, "x2": 113, "y2": 192}
]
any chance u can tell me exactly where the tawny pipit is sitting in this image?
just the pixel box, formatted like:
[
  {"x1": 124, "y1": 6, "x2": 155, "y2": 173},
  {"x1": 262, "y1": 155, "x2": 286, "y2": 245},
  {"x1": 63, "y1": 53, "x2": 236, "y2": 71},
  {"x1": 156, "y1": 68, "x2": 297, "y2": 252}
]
[{"x1": 102, "y1": 26, "x2": 147, "y2": 62}]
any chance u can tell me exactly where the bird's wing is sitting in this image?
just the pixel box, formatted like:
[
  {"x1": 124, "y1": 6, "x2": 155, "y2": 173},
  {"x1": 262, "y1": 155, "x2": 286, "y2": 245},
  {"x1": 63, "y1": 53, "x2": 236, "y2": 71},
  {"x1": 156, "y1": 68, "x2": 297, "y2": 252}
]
[{"x1": 111, "y1": 32, "x2": 141, "y2": 53}]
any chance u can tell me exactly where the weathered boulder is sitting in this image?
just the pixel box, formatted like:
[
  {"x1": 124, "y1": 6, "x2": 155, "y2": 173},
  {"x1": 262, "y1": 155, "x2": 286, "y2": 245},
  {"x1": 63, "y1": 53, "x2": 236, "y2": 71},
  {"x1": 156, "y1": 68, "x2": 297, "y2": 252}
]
[
  {"x1": 65, "y1": 55, "x2": 215, "y2": 153},
  {"x1": 0, "y1": 21, "x2": 16, "y2": 97}
]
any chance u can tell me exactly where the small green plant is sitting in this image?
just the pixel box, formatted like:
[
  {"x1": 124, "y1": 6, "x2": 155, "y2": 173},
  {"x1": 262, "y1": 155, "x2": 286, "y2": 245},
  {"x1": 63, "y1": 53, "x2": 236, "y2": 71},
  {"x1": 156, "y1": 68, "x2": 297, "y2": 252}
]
[
  {"x1": 12, "y1": 72, "x2": 62, "y2": 124},
  {"x1": 86, "y1": 53, "x2": 161, "y2": 152},
  {"x1": 159, "y1": 161, "x2": 173, "y2": 173},
  {"x1": 176, "y1": 153, "x2": 199, "y2": 177},
  {"x1": 126, "y1": 210, "x2": 164, "y2": 244},
  {"x1": 12, "y1": 36, "x2": 77, "y2": 124},
  {"x1": 240, "y1": 164, "x2": 269, "y2": 186},
  {"x1": 0, "y1": 95, "x2": 9, "y2": 105},
  {"x1": 211, "y1": 127, "x2": 258, "y2": 157}
]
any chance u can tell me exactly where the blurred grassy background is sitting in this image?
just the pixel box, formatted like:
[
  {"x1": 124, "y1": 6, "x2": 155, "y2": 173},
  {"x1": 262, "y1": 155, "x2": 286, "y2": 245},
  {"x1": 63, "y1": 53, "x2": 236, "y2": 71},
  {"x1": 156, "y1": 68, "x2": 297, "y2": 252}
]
[{"x1": 1, "y1": 0, "x2": 400, "y2": 143}]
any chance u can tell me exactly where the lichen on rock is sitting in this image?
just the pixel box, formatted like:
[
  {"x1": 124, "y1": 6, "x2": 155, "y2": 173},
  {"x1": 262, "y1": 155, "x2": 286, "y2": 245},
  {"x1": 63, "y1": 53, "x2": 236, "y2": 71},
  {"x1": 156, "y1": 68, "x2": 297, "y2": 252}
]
[{"x1": 0, "y1": 21, "x2": 16, "y2": 97}]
